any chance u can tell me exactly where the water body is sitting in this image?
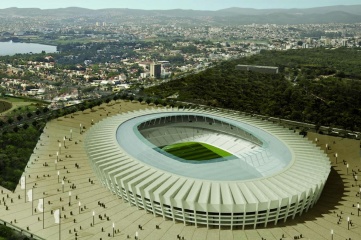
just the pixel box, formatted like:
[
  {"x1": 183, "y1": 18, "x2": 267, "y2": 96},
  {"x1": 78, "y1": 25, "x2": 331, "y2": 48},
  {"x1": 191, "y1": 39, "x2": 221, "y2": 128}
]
[{"x1": 0, "y1": 41, "x2": 57, "y2": 56}]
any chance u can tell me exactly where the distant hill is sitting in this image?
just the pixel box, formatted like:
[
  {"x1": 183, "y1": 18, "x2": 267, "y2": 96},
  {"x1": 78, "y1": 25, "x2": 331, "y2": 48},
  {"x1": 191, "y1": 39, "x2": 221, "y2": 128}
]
[
  {"x1": 1, "y1": 5, "x2": 361, "y2": 25},
  {"x1": 218, "y1": 5, "x2": 361, "y2": 16},
  {"x1": 215, "y1": 11, "x2": 361, "y2": 25}
]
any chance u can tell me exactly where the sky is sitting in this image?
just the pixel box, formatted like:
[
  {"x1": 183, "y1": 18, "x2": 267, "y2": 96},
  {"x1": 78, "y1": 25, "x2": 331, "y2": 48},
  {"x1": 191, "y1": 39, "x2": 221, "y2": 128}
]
[{"x1": 0, "y1": 0, "x2": 359, "y2": 11}]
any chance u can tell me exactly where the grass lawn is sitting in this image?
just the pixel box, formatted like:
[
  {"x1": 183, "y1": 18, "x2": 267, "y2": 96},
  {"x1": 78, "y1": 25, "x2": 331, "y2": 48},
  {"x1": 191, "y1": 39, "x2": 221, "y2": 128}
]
[
  {"x1": 162, "y1": 142, "x2": 232, "y2": 161},
  {"x1": 0, "y1": 96, "x2": 47, "y2": 116}
]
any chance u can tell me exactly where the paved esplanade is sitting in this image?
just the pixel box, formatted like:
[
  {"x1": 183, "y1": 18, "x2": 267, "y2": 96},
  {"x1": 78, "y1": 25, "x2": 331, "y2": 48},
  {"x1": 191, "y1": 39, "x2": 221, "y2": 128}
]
[{"x1": 0, "y1": 100, "x2": 360, "y2": 239}]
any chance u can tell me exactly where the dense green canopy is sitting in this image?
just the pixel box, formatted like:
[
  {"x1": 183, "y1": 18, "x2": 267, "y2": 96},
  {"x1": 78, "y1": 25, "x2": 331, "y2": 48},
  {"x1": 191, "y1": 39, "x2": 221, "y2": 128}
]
[
  {"x1": 145, "y1": 48, "x2": 361, "y2": 131},
  {"x1": 0, "y1": 126, "x2": 42, "y2": 190}
]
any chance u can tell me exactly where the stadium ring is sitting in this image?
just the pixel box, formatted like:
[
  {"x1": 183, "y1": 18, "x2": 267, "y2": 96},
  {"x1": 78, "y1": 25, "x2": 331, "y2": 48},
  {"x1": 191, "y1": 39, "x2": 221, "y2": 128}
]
[{"x1": 84, "y1": 107, "x2": 330, "y2": 229}]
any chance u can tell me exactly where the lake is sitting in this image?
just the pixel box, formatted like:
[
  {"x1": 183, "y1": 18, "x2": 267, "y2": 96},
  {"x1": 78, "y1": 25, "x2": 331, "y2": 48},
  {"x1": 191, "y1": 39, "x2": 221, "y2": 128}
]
[{"x1": 0, "y1": 41, "x2": 57, "y2": 56}]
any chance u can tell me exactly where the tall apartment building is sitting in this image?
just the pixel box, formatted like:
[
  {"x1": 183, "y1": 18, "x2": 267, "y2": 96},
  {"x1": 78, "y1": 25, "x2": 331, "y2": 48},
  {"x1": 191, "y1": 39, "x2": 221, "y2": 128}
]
[{"x1": 150, "y1": 63, "x2": 161, "y2": 79}]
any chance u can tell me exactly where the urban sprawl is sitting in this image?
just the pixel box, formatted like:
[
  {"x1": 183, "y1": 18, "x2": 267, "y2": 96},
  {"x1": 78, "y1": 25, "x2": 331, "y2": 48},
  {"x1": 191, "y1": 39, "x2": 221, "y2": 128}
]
[{"x1": 1, "y1": 15, "x2": 361, "y2": 108}]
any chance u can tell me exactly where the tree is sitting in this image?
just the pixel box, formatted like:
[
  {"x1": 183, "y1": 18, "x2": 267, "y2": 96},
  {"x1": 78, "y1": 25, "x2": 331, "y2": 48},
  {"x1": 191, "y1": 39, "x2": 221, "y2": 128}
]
[
  {"x1": 0, "y1": 225, "x2": 15, "y2": 239},
  {"x1": 113, "y1": 95, "x2": 119, "y2": 102},
  {"x1": 7, "y1": 118, "x2": 14, "y2": 124},
  {"x1": 88, "y1": 101, "x2": 96, "y2": 110},
  {"x1": 13, "y1": 126, "x2": 19, "y2": 132},
  {"x1": 32, "y1": 120, "x2": 38, "y2": 127}
]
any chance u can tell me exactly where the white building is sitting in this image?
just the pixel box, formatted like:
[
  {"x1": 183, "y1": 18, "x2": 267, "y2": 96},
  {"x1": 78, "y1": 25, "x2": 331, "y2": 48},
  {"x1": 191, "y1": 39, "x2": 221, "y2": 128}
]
[{"x1": 85, "y1": 108, "x2": 330, "y2": 229}]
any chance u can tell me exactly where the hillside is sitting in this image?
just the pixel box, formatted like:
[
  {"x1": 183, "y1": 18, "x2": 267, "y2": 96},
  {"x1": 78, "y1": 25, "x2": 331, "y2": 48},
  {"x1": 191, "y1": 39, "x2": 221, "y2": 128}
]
[
  {"x1": 144, "y1": 48, "x2": 361, "y2": 131},
  {"x1": 218, "y1": 5, "x2": 361, "y2": 15},
  {"x1": 1, "y1": 5, "x2": 361, "y2": 24}
]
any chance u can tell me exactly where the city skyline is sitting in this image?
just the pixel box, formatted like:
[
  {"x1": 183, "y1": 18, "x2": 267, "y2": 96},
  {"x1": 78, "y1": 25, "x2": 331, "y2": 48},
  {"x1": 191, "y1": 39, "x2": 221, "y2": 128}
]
[{"x1": 0, "y1": 0, "x2": 360, "y2": 11}]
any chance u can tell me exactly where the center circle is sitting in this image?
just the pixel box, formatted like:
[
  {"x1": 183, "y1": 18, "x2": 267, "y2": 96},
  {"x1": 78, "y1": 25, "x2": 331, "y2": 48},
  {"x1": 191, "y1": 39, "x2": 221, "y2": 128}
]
[{"x1": 116, "y1": 112, "x2": 293, "y2": 181}]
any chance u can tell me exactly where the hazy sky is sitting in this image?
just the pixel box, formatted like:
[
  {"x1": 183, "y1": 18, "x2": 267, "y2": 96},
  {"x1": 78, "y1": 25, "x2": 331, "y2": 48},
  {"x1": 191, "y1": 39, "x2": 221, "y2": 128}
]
[{"x1": 0, "y1": 0, "x2": 359, "y2": 10}]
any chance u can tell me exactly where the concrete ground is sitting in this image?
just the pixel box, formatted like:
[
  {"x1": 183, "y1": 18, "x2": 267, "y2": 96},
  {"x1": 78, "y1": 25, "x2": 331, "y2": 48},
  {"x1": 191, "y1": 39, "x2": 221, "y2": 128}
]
[{"x1": 0, "y1": 100, "x2": 360, "y2": 240}]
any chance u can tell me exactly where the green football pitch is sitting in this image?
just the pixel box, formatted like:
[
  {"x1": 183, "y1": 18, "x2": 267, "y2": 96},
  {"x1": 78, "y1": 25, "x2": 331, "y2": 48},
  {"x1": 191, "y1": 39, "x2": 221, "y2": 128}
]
[{"x1": 161, "y1": 142, "x2": 232, "y2": 161}]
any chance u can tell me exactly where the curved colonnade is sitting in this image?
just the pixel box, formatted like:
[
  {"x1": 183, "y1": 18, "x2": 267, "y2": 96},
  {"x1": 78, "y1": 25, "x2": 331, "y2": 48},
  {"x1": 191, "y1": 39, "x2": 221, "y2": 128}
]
[{"x1": 84, "y1": 108, "x2": 330, "y2": 229}]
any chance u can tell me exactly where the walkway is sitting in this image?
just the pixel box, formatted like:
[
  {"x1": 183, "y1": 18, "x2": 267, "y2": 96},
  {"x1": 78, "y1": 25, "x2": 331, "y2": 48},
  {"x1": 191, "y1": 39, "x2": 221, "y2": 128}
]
[{"x1": 0, "y1": 100, "x2": 360, "y2": 240}]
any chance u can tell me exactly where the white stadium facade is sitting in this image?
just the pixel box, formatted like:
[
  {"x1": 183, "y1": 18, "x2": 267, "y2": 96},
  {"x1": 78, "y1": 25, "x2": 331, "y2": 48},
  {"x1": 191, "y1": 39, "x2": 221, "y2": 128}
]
[{"x1": 84, "y1": 107, "x2": 330, "y2": 229}]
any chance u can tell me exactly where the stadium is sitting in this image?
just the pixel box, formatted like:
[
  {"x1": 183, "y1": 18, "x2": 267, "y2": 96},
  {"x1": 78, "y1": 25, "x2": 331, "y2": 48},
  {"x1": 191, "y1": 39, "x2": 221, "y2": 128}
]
[{"x1": 84, "y1": 107, "x2": 330, "y2": 229}]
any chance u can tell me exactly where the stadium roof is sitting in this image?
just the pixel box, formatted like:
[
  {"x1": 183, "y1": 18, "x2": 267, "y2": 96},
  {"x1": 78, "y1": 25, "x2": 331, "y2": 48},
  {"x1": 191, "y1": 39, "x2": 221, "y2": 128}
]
[{"x1": 85, "y1": 108, "x2": 330, "y2": 210}]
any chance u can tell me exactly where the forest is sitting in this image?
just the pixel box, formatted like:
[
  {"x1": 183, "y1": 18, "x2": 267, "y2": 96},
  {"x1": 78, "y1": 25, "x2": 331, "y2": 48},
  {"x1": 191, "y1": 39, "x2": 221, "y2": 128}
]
[
  {"x1": 0, "y1": 125, "x2": 43, "y2": 191},
  {"x1": 144, "y1": 47, "x2": 361, "y2": 131}
]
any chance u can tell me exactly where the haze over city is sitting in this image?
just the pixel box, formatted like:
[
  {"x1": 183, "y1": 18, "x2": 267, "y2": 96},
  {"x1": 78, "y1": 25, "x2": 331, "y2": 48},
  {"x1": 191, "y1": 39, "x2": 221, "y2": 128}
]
[{"x1": 0, "y1": 0, "x2": 360, "y2": 10}]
